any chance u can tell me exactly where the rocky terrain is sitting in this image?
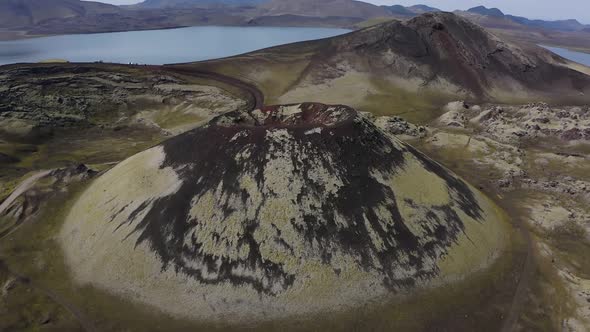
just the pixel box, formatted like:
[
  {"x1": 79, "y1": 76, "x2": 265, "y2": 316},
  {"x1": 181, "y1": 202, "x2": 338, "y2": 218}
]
[
  {"x1": 1, "y1": 9, "x2": 590, "y2": 332},
  {"x1": 0, "y1": 64, "x2": 246, "y2": 137},
  {"x1": 389, "y1": 99, "x2": 590, "y2": 330},
  {"x1": 473, "y1": 103, "x2": 590, "y2": 144},
  {"x1": 428, "y1": 101, "x2": 590, "y2": 187},
  {"x1": 365, "y1": 112, "x2": 428, "y2": 139},
  {"x1": 0, "y1": 63, "x2": 253, "y2": 220}
]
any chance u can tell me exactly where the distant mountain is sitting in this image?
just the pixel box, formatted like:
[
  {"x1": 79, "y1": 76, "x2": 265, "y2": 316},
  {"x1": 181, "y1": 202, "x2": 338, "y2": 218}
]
[
  {"x1": 0, "y1": 0, "x2": 120, "y2": 27},
  {"x1": 506, "y1": 16, "x2": 586, "y2": 32},
  {"x1": 259, "y1": 0, "x2": 391, "y2": 19},
  {"x1": 407, "y1": 4, "x2": 440, "y2": 14},
  {"x1": 134, "y1": 0, "x2": 266, "y2": 9},
  {"x1": 382, "y1": 5, "x2": 415, "y2": 17},
  {"x1": 382, "y1": 4, "x2": 440, "y2": 17},
  {"x1": 465, "y1": 5, "x2": 589, "y2": 32},
  {"x1": 467, "y1": 6, "x2": 505, "y2": 18},
  {"x1": 247, "y1": 14, "x2": 364, "y2": 27},
  {"x1": 27, "y1": 8, "x2": 248, "y2": 35},
  {"x1": 457, "y1": 8, "x2": 523, "y2": 30}
]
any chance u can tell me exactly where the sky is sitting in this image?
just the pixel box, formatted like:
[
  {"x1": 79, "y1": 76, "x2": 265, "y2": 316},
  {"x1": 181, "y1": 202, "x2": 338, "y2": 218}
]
[{"x1": 101, "y1": 0, "x2": 590, "y2": 24}]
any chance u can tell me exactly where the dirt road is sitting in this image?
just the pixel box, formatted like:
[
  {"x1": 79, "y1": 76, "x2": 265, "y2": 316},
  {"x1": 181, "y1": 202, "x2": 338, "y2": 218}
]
[{"x1": 164, "y1": 65, "x2": 265, "y2": 110}]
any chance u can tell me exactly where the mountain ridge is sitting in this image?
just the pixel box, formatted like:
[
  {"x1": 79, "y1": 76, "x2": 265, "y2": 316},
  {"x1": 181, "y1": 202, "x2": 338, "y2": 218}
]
[
  {"x1": 0, "y1": 0, "x2": 120, "y2": 28},
  {"x1": 132, "y1": 0, "x2": 265, "y2": 9},
  {"x1": 465, "y1": 5, "x2": 589, "y2": 32},
  {"x1": 258, "y1": 0, "x2": 391, "y2": 19}
]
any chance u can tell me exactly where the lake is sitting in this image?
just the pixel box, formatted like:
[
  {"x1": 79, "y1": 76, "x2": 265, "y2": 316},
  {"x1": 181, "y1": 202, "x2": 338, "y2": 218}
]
[
  {"x1": 0, "y1": 26, "x2": 350, "y2": 66},
  {"x1": 541, "y1": 45, "x2": 590, "y2": 66}
]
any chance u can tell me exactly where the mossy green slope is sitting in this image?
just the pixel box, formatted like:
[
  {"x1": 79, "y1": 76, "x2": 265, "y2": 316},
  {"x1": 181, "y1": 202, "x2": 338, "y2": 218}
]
[{"x1": 60, "y1": 103, "x2": 508, "y2": 324}]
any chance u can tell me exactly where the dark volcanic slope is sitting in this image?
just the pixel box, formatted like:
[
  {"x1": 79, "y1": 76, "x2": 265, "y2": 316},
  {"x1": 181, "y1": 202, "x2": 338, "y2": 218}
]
[
  {"x1": 219, "y1": 12, "x2": 590, "y2": 104},
  {"x1": 339, "y1": 12, "x2": 590, "y2": 98},
  {"x1": 339, "y1": 13, "x2": 590, "y2": 100},
  {"x1": 60, "y1": 103, "x2": 506, "y2": 323}
]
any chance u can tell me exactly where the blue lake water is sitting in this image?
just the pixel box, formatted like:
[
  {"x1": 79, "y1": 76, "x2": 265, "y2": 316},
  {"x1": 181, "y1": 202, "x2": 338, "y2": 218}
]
[
  {"x1": 0, "y1": 26, "x2": 350, "y2": 66},
  {"x1": 541, "y1": 45, "x2": 590, "y2": 66}
]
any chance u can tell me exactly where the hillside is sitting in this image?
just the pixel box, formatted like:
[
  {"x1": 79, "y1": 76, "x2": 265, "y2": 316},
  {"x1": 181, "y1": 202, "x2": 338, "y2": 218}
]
[
  {"x1": 467, "y1": 6, "x2": 505, "y2": 18},
  {"x1": 134, "y1": 0, "x2": 266, "y2": 9},
  {"x1": 26, "y1": 7, "x2": 247, "y2": 35},
  {"x1": 382, "y1": 5, "x2": 415, "y2": 17},
  {"x1": 0, "y1": 0, "x2": 120, "y2": 28},
  {"x1": 189, "y1": 12, "x2": 590, "y2": 120},
  {"x1": 60, "y1": 102, "x2": 507, "y2": 323},
  {"x1": 455, "y1": 8, "x2": 525, "y2": 30},
  {"x1": 259, "y1": 0, "x2": 391, "y2": 19},
  {"x1": 407, "y1": 5, "x2": 439, "y2": 14},
  {"x1": 380, "y1": 4, "x2": 440, "y2": 19},
  {"x1": 462, "y1": 5, "x2": 590, "y2": 32}
]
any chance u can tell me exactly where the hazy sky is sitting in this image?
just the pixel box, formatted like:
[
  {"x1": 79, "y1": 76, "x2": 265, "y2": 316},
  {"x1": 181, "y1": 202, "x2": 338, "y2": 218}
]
[{"x1": 101, "y1": 0, "x2": 590, "y2": 23}]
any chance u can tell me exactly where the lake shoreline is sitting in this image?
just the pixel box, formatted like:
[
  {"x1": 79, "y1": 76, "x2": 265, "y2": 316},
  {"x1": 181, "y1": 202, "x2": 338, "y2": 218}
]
[
  {"x1": 541, "y1": 44, "x2": 590, "y2": 66},
  {"x1": 0, "y1": 22, "x2": 361, "y2": 42},
  {"x1": 0, "y1": 26, "x2": 350, "y2": 66},
  {"x1": 0, "y1": 25, "x2": 196, "y2": 42}
]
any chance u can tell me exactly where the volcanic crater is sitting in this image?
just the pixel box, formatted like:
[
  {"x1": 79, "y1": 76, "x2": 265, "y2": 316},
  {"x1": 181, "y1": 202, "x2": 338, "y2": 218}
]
[{"x1": 60, "y1": 103, "x2": 508, "y2": 323}]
